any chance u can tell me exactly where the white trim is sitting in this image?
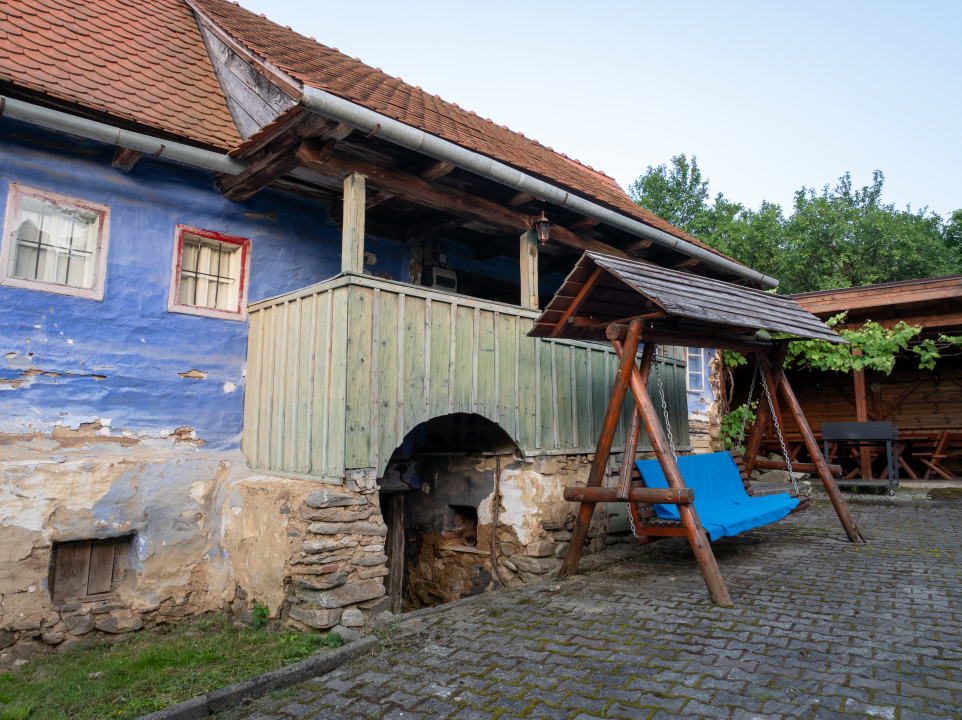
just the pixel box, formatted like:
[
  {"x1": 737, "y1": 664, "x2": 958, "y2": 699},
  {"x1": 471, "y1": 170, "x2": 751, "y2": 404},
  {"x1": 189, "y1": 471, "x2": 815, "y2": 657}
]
[
  {"x1": 167, "y1": 225, "x2": 251, "y2": 322},
  {"x1": 0, "y1": 184, "x2": 110, "y2": 301}
]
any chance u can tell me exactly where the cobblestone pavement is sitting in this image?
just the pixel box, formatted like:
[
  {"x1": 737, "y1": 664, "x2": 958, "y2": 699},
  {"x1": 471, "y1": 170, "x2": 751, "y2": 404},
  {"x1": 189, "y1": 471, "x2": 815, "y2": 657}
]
[{"x1": 221, "y1": 500, "x2": 962, "y2": 719}]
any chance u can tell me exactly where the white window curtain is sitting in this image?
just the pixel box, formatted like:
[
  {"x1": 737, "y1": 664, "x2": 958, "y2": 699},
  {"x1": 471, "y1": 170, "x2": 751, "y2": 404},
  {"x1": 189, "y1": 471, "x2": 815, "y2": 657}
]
[
  {"x1": 11, "y1": 196, "x2": 99, "y2": 289},
  {"x1": 178, "y1": 236, "x2": 240, "y2": 311}
]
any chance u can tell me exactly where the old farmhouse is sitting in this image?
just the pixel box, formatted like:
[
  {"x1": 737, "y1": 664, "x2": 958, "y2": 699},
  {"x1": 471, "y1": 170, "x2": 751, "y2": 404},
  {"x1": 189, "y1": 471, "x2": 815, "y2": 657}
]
[{"x1": 0, "y1": 0, "x2": 778, "y2": 659}]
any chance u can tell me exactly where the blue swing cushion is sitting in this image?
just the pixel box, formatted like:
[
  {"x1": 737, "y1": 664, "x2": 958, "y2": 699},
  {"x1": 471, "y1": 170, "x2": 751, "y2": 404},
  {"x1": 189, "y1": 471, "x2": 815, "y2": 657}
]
[{"x1": 635, "y1": 452, "x2": 800, "y2": 541}]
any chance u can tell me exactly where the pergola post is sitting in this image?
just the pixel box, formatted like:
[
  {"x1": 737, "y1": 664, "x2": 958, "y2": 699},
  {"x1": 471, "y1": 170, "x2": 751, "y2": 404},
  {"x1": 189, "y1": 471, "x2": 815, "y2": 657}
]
[
  {"x1": 558, "y1": 320, "x2": 642, "y2": 577},
  {"x1": 520, "y1": 230, "x2": 539, "y2": 309},
  {"x1": 341, "y1": 172, "x2": 366, "y2": 273},
  {"x1": 763, "y1": 356, "x2": 866, "y2": 544}
]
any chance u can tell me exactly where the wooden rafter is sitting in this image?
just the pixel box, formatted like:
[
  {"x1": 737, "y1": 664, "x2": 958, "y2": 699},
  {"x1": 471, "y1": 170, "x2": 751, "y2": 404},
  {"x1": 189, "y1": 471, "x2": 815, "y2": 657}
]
[
  {"x1": 420, "y1": 160, "x2": 455, "y2": 181},
  {"x1": 295, "y1": 140, "x2": 627, "y2": 258},
  {"x1": 111, "y1": 147, "x2": 143, "y2": 171},
  {"x1": 219, "y1": 117, "x2": 351, "y2": 201},
  {"x1": 548, "y1": 268, "x2": 604, "y2": 337}
]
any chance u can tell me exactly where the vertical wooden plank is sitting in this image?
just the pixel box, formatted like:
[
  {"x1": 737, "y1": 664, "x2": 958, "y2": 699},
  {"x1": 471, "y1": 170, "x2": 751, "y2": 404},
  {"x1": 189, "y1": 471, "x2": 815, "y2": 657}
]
[
  {"x1": 370, "y1": 288, "x2": 381, "y2": 472},
  {"x1": 493, "y1": 312, "x2": 501, "y2": 425},
  {"x1": 311, "y1": 291, "x2": 332, "y2": 475},
  {"x1": 517, "y1": 323, "x2": 537, "y2": 448},
  {"x1": 447, "y1": 302, "x2": 457, "y2": 414},
  {"x1": 256, "y1": 306, "x2": 275, "y2": 468},
  {"x1": 401, "y1": 294, "x2": 426, "y2": 443},
  {"x1": 423, "y1": 298, "x2": 432, "y2": 422},
  {"x1": 534, "y1": 339, "x2": 543, "y2": 449},
  {"x1": 571, "y1": 346, "x2": 589, "y2": 448},
  {"x1": 86, "y1": 542, "x2": 115, "y2": 595},
  {"x1": 584, "y1": 348, "x2": 593, "y2": 446},
  {"x1": 326, "y1": 288, "x2": 349, "y2": 477},
  {"x1": 428, "y1": 299, "x2": 450, "y2": 419},
  {"x1": 513, "y1": 317, "x2": 521, "y2": 442},
  {"x1": 283, "y1": 298, "x2": 302, "y2": 470},
  {"x1": 455, "y1": 305, "x2": 474, "y2": 413},
  {"x1": 341, "y1": 172, "x2": 365, "y2": 273},
  {"x1": 476, "y1": 308, "x2": 495, "y2": 420},
  {"x1": 376, "y1": 289, "x2": 400, "y2": 472},
  {"x1": 395, "y1": 294, "x2": 406, "y2": 443},
  {"x1": 496, "y1": 313, "x2": 517, "y2": 436},
  {"x1": 541, "y1": 340, "x2": 555, "y2": 448},
  {"x1": 519, "y1": 230, "x2": 539, "y2": 309},
  {"x1": 53, "y1": 542, "x2": 91, "y2": 602},
  {"x1": 242, "y1": 309, "x2": 263, "y2": 467},
  {"x1": 266, "y1": 304, "x2": 284, "y2": 470},
  {"x1": 553, "y1": 343, "x2": 570, "y2": 448},
  {"x1": 345, "y1": 286, "x2": 373, "y2": 468},
  {"x1": 299, "y1": 293, "x2": 318, "y2": 474}
]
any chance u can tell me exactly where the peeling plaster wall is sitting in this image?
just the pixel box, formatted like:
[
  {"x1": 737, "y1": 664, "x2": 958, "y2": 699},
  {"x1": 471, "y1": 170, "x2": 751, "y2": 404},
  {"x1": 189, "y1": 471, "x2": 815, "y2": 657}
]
[
  {"x1": 687, "y1": 348, "x2": 722, "y2": 454},
  {"x1": 0, "y1": 122, "x2": 407, "y2": 661}
]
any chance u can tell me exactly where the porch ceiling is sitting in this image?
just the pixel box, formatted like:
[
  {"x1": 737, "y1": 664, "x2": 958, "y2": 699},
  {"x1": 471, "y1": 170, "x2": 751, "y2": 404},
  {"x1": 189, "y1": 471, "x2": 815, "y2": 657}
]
[{"x1": 213, "y1": 110, "x2": 764, "y2": 284}]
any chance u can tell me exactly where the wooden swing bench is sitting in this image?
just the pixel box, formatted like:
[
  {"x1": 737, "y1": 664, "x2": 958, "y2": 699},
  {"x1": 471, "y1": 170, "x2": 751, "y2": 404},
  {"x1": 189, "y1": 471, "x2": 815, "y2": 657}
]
[{"x1": 530, "y1": 251, "x2": 866, "y2": 606}]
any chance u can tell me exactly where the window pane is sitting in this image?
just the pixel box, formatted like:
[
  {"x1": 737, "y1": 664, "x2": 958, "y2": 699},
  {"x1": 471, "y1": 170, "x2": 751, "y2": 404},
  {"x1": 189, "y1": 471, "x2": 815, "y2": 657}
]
[
  {"x1": 9, "y1": 195, "x2": 98, "y2": 290},
  {"x1": 177, "y1": 233, "x2": 242, "y2": 312}
]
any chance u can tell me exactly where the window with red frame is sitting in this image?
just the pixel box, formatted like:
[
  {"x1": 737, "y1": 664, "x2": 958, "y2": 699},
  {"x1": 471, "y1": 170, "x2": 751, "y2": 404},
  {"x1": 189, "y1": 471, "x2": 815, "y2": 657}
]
[{"x1": 168, "y1": 226, "x2": 250, "y2": 320}]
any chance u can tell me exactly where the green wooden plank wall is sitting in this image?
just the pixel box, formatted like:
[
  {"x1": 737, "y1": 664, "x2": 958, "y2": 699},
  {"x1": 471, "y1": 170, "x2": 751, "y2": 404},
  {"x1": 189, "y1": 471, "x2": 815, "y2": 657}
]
[{"x1": 244, "y1": 275, "x2": 690, "y2": 481}]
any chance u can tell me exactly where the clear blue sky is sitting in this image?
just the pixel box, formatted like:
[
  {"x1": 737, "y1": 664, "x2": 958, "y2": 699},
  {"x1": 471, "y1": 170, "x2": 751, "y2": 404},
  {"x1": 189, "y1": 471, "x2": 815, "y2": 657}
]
[{"x1": 240, "y1": 0, "x2": 961, "y2": 220}]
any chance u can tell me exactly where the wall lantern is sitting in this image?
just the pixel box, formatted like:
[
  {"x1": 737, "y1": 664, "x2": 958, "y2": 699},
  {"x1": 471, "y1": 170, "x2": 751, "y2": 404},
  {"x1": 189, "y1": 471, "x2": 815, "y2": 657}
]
[{"x1": 533, "y1": 211, "x2": 551, "y2": 245}]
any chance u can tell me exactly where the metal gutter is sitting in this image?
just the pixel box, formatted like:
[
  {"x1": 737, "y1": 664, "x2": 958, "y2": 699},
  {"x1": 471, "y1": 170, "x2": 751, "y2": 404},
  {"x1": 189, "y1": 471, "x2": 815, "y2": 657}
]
[
  {"x1": 0, "y1": 96, "x2": 247, "y2": 175},
  {"x1": 299, "y1": 86, "x2": 778, "y2": 289}
]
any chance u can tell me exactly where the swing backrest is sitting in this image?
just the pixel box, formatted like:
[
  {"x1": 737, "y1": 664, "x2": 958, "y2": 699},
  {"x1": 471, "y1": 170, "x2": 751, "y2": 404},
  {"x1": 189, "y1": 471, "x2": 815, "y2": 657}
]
[{"x1": 636, "y1": 452, "x2": 750, "y2": 506}]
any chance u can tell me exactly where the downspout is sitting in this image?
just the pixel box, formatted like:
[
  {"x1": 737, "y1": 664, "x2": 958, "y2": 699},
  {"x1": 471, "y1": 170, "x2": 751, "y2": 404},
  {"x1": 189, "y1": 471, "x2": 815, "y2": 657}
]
[
  {"x1": 0, "y1": 96, "x2": 247, "y2": 175},
  {"x1": 299, "y1": 87, "x2": 778, "y2": 289}
]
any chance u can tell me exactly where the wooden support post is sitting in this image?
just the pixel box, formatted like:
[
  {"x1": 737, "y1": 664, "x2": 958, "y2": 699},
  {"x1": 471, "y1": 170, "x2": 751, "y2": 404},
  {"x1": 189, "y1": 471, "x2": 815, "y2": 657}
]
[
  {"x1": 852, "y1": 348, "x2": 872, "y2": 479},
  {"x1": 619, "y1": 337, "x2": 732, "y2": 607},
  {"x1": 341, "y1": 172, "x2": 366, "y2": 273},
  {"x1": 558, "y1": 321, "x2": 643, "y2": 578},
  {"x1": 520, "y1": 230, "x2": 539, "y2": 309},
  {"x1": 615, "y1": 407, "x2": 642, "y2": 500},
  {"x1": 742, "y1": 355, "x2": 771, "y2": 476},
  {"x1": 770, "y1": 360, "x2": 866, "y2": 544}
]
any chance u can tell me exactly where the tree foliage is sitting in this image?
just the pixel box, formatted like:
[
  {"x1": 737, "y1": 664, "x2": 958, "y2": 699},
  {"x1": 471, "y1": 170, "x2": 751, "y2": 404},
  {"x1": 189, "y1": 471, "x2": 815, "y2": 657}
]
[{"x1": 630, "y1": 157, "x2": 961, "y2": 293}]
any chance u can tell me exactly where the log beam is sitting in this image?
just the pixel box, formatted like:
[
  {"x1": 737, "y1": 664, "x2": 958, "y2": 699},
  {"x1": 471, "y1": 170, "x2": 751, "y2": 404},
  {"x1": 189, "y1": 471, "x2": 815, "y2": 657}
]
[
  {"x1": 558, "y1": 320, "x2": 643, "y2": 578},
  {"x1": 563, "y1": 486, "x2": 694, "y2": 505},
  {"x1": 342, "y1": 172, "x2": 366, "y2": 273},
  {"x1": 770, "y1": 358, "x2": 865, "y2": 543},
  {"x1": 520, "y1": 230, "x2": 539, "y2": 309},
  {"x1": 296, "y1": 140, "x2": 627, "y2": 257}
]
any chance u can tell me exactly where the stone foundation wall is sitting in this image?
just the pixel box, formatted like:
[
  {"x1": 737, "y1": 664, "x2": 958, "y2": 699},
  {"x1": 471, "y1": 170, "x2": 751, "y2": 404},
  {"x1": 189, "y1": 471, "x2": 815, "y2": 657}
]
[
  {"x1": 0, "y1": 427, "x2": 315, "y2": 667},
  {"x1": 1, "y1": 438, "x2": 611, "y2": 665}
]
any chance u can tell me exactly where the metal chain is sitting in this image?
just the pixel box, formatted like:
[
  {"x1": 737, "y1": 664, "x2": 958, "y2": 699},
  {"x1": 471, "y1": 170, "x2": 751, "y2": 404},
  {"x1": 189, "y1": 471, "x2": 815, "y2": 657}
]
[
  {"x1": 760, "y1": 370, "x2": 798, "y2": 494},
  {"x1": 654, "y1": 347, "x2": 676, "y2": 456},
  {"x1": 736, "y1": 362, "x2": 759, "y2": 448}
]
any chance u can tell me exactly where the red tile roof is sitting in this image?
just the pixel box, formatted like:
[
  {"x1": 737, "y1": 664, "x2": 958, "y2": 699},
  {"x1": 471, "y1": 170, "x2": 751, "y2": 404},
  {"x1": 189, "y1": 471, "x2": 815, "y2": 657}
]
[
  {"x1": 0, "y1": 0, "x2": 240, "y2": 149},
  {"x1": 190, "y1": 0, "x2": 715, "y2": 251},
  {"x1": 0, "y1": 0, "x2": 730, "y2": 260}
]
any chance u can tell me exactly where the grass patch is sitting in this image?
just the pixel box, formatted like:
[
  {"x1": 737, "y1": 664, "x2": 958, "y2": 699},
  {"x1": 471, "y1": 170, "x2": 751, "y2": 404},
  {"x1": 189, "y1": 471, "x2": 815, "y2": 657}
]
[{"x1": 0, "y1": 613, "x2": 338, "y2": 719}]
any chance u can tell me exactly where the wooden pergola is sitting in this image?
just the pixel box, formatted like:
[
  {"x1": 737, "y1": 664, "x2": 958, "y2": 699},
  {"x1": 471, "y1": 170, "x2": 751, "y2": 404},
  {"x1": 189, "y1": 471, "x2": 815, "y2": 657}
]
[{"x1": 530, "y1": 252, "x2": 866, "y2": 606}]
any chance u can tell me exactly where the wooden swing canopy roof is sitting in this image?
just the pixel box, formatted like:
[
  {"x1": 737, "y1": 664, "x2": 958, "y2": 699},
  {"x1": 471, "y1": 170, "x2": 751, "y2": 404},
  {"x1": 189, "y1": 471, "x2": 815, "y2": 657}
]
[{"x1": 530, "y1": 252, "x2": 844, "y2": 350}]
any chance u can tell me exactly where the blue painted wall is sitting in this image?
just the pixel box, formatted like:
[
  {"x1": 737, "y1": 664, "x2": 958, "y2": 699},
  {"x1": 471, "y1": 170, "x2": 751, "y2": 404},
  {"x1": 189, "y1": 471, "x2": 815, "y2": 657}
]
[{"x1": 0, "y1": 122, "x2": 407, "y2": 450}]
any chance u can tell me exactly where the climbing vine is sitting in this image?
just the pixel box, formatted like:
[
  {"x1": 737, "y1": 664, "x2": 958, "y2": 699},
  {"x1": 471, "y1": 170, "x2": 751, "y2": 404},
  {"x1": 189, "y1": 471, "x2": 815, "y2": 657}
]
[{"x1": 718, "y1": 315, "x2": 962, "y2": 449}]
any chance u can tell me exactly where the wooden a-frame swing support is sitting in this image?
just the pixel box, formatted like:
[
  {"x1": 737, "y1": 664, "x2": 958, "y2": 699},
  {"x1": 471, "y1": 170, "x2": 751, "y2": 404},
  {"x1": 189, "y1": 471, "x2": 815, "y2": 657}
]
[
  {"x1": 556, "y1": 320, "x2": 865, "y2": 606},
  {"x1": 530, "y1": 251, "x2": 866, "y2": 607}
]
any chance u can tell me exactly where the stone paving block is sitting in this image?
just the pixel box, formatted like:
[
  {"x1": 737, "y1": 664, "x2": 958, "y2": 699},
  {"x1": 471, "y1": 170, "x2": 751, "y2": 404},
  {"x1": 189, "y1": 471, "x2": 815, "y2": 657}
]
[{"x1": 220, "y1": 502, "x2": 962, "y2": 720}]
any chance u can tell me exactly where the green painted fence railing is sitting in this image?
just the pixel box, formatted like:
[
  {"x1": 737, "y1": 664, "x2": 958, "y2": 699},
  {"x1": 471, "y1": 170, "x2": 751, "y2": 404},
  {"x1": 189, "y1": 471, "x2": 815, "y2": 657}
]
[{"x1": 244, "y1": 273, "x2": 689, "y2": 482}]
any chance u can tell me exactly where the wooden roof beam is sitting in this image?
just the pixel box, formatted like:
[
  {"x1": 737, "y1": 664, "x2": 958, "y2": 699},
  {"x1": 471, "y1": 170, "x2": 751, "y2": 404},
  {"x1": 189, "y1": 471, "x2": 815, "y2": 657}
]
[
  {"x1": 420, "y1": 160, "x2": 455, "y2": 181},
  {"x1": 295, "y1": 140, "x2": 628, "y2": 258},
  {"x1": 568, "y1": 217, "x2": 601, "y2": 231},
  {"x1": 220, "y1": 117, "x2": 351, "y2": 201}
]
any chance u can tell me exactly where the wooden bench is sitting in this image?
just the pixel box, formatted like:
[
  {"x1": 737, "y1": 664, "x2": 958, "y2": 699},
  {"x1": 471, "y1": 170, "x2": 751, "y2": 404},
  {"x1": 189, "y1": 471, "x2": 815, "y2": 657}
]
[{"x1": 627, "y1": 451, "x2": 810, "y2": 542}]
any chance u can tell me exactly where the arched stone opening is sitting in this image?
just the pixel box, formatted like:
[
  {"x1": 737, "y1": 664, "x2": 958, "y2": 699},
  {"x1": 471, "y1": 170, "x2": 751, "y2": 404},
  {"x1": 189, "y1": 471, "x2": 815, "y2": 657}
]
[{"x1": 378, "y1": 413, "x2": 520, "y2": 612}]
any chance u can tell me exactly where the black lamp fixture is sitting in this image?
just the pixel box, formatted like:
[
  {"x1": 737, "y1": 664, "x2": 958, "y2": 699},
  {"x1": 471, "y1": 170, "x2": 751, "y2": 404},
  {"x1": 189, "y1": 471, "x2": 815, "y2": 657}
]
[{"x1": 533, "y1": 211, "x2": 551, "y2": 245}]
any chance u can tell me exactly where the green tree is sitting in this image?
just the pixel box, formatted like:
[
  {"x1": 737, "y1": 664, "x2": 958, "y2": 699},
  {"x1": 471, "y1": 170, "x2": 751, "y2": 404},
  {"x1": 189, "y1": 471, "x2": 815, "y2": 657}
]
[
  {"x1": 630, "y1": 158, "x2": 960, "y2": 292},
  {"x1": 779, "y1": 171, "x2": 956, "y2": 293},
  {"x1": 628, "y1": 154, "x2": 709, "y2": 233}
]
